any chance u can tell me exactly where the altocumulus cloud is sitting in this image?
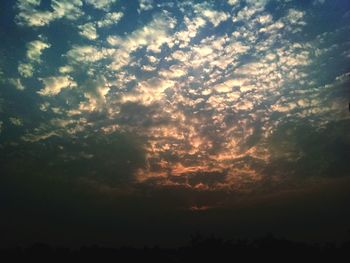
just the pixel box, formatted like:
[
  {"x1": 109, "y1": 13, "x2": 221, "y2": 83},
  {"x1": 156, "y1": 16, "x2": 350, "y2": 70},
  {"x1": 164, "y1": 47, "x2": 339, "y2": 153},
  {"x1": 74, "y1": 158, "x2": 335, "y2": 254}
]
[{"x1": 0, "y1": 0, "x2": 349, "y2": 197}]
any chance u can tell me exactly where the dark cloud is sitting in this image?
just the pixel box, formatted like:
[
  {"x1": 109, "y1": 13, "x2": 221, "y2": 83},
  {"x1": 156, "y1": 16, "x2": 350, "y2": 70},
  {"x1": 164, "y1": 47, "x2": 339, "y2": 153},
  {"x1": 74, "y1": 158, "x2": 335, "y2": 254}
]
[
  {"x1": 266, "y1": 119, "x2": 350, "y2": 179},
  {"x1": 1, "y1": 132, "x2": 146, "y2": 186},
  {"x1": 118, "y1": 102, "x2": 171, "y2": 128}
]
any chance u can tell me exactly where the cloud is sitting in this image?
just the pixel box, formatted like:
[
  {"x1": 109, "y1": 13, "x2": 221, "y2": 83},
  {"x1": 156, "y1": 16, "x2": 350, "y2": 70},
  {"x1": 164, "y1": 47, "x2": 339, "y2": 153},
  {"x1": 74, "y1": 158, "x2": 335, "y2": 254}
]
[
  {"x1": 66, "y1": 45, "x2": 110, "y2": 64},
  {"x1": 9, "y1": 0, "x2": 350, "y2": 193},
  {"x1": 9, "y1": 78, "x2": 25, "y2": 91},
  {"x1": 121, "y1": 77, "x2": 175, "y2": 105},
  {"x1": 58, "y1": 65, "x2": 74, "y2": 74},
  {"x1": 26, "y1": 40, "x2": 51, "y2": 63},
  {"x1": 107, "y1": 11, "x2": 176, "y2": 70},
  {"x1": 245, "y1": 0, "x2": 269, "y2": 7},
  {"x1": 78, "y1": 76, "x2": 110, "y2": 112},
  {"x1": 195, "y1": 4, "x2": 230, "y2": 27},
  {"x1": 227, "y1": 0, "x2": 239, "y2": 5},
  {"x1": 79, "y1": 23, "x2": 98, "y2": 40},
  {"x1": 141, "y1": 65, "x2": 157, "y2": 72},
  {"x1": 285, "y1": 9, "x2": 305, "y2": 24},
  {"x1": 257, "y1": 14, "x2": 273, "y2": 25},
  {"x1": 17, "y1": 39, "x2": 50, "y2": 78},
  {"x1": 267, "y1": 120, "x2": 350, "y2": 178},
  {"x1": 9, "y1": 117, "x2": 23, "y2": 126},
  {"x1": 16, "y1": 0, "x2": 83, "y2": 27},
  {"x1": 84, "y1": 0, "x2": 118, "y2": 11},
  {"x1": 139, "y1": 0, "x2": 154, "y2": 12},
  {"x1": 159, "y1": 65, "x2": 187, "y2": 79},
  {"x1": 51, "y1": 0, "x2": 83, "y2": 20},
  {"x1": 233, "y1": 5, "x2": 263, "y2": 22},
  {"x1": 21, "y1": 130, "x2": 59, "y2": 142},
  {"x1": 38, "y1": 75, "x2": 77, "y2": 96},
  {"x1": 18, "y1": 63, "x2": 34, "y2": 78},
  {"x1": 259, "y1": 21, "x2": 284, "y2": 33},
  {"x1": 173, "y1": 16, "x2": 206, "y2": 48},
  {"x1": 107, "y1": 12, "x2": 177, "y2": 53},
  {"x1": 97, "y1": 12, "x2": 124, "y2": 28},
  {"x1": 214, "y1": 79, "x2": 246, "y2": 93},
  {"x1": 121, "y1": 0, "x2": 324, "y2": 188},
  {"x1": 335, "y1": 72, "x2": 350, "y2": 83},
  {"x1": 16, "y1": 0, "x2": 55, "y2": 27}
]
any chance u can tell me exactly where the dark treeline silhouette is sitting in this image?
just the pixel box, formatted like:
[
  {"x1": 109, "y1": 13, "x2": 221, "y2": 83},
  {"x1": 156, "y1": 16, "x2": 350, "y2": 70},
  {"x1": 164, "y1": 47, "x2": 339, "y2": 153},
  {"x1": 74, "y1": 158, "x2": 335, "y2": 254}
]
[{"x1": 1, "y1": 234, "x2": 350, "y2": 262}]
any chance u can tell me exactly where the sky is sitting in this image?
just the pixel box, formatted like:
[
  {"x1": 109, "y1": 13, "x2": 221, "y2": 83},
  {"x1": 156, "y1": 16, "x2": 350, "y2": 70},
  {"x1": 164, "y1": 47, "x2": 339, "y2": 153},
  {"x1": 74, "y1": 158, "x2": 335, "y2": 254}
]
[{"x1": 0, "y1": 0, "x2": 350, "y2": 247}]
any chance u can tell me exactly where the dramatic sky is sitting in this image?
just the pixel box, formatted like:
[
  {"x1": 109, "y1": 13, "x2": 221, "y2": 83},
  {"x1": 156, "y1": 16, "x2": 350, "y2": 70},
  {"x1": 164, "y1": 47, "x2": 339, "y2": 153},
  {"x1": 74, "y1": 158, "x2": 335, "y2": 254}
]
[{"x1": 1, "y1": 0, "x2": 350, "y2": 247}]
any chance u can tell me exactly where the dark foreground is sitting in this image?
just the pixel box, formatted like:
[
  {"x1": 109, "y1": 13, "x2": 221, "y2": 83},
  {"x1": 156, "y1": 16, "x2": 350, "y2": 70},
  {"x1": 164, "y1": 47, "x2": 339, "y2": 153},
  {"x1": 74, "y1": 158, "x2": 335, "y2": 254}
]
[{"x1": 1, "y1": 235, "x2": 350, "y2": 262}]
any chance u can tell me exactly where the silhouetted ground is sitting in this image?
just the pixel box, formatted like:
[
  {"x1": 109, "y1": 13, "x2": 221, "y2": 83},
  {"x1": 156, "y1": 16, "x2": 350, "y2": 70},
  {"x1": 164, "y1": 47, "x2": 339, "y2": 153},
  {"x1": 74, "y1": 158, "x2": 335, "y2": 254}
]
[{"x1": 1, "y1": 234, "x2": 350, "y2": 262}]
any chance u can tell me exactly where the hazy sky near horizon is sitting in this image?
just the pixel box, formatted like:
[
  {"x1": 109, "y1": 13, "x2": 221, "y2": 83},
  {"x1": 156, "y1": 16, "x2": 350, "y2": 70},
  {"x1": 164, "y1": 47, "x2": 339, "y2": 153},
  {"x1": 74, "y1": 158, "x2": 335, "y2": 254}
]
[{"x1": 0, "y1": 0, "x2": 350, "y2": 246}]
